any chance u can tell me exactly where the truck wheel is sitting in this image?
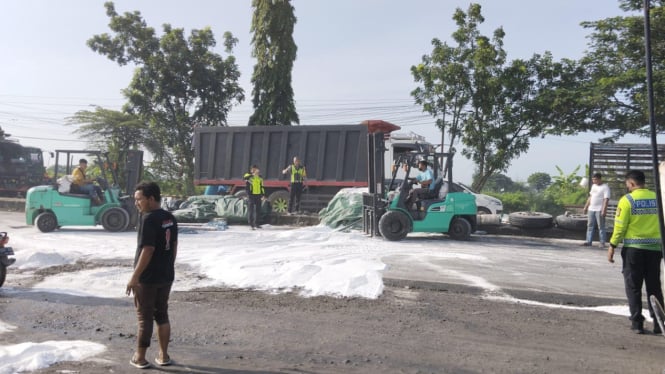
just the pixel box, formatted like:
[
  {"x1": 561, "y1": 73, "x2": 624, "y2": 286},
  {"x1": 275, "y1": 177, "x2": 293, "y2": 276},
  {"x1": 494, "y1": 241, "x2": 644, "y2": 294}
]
[
  {"x1": 101, "y1": 207, "x2": 130, "y2": 232},
  {"x1": 36, "y1": 212, "x2": 58, "y2": 233},
  {"x1": 378, "y1": 211, "x2": 411, "y2": 241},
  {"x1": 508, "y1": 211, "x2": 553, "y2": 229},
  {"x1": 448, "y1": 217, "x2": 472, "y2": 241},
  {"x1": 0, "y1": 264, "x2": 6, "y2": 288},
  {"x1": 269, "y1": 190, "x2": 290, "y2": 214},
  {"x1": 555, "y1": 214, "x2": 587, "y2": 231}
]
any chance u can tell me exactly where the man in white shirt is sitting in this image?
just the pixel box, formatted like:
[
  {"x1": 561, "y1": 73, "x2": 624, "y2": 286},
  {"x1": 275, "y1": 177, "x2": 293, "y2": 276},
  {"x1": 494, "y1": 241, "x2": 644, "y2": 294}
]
[{"x1": 581, "y1": 173, "x2": 611, "y2": 248}]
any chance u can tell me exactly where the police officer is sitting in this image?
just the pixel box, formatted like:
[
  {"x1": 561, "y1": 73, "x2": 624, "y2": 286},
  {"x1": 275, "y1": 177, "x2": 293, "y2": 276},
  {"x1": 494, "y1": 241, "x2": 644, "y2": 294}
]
[
  {"x1": 608, "y1": 170, "x2": 664, "y2": 334},
  {"x1": 244, "y1": 165, "x2": 265, "y2": 230},
  {"x1": 282, "y1": 156, "x2": 307, "y2": 214}
]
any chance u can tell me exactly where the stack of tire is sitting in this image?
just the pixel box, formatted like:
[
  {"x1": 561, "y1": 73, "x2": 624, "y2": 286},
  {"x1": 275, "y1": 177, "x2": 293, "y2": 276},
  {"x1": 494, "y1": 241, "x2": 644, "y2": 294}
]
[{"x1": 507, "y1": 211, "x2": 589, "y2": 231}]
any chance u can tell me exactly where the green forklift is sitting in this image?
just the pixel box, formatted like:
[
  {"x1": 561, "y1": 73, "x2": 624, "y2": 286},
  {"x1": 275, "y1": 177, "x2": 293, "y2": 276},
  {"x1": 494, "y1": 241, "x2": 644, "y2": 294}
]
[
  {"x1": 25, "y1": 150, "x2": 143, "y2": 233},
  {"x1": 363, "y1": 132, "x2": 477, "y2": 241}
]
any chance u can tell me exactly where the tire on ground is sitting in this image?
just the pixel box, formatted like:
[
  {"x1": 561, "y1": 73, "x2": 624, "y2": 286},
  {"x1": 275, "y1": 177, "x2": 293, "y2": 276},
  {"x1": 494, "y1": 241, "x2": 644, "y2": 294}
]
[
  {"x1": 555, "y1": 214, "x2": 587, "y2": 231},
  {"x1": 36, "y1": 212, "x2": 58, "y2": 233},
  {"x1": 378, "y1": 210, "x2": 411, "y2": 241},
  {"x1": 268, "y1": 190, "x2": 290, "y2": 214},
  {"x1": 508, "y1": 211, "x2": 553, "y2": 229},
  {"x1": 448, "y1": 217, "x2": 472, "y2": 241},
  {"x1": 101, "y1": 207, "x2": 130, "y2": 232}
]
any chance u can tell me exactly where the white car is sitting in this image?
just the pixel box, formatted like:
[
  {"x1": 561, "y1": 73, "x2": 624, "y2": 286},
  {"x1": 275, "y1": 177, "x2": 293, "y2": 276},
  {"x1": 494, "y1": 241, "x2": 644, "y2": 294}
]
[{"x1": 452, "y1": 182, "x2": 503, "y2": 215}]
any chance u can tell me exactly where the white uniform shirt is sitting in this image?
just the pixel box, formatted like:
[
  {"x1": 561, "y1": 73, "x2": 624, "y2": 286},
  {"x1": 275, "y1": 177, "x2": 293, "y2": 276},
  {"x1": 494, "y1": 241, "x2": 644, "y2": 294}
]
[{"x1": 588, "y1": 183, "x2": 611, "y2": 211}]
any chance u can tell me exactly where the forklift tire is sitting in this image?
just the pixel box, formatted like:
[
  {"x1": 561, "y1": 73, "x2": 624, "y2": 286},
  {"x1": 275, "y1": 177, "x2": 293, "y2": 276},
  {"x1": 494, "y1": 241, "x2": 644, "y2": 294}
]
[
  {"x1": 378, "y1": 211, "x2": 411, "y2": 241},
  {"x1": 101, "y1": 207, "x2": 130, "y2": 232},
  {"x1": 36, "y1": 212, "x2": 58, "y2": 233},
  {"x1": 448, "y1": 217, "x2": 472, "y2": 241}
]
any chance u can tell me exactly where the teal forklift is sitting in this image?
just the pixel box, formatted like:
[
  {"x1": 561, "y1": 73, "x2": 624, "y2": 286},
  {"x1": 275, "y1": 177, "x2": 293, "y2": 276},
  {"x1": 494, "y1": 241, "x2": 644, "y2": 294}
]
[
  {"x1": 363, "y1": 132, "x2": 477, "y2": 241},
  {"x1": 25, "y1": 150, "x2": 143, "y2": 233}
]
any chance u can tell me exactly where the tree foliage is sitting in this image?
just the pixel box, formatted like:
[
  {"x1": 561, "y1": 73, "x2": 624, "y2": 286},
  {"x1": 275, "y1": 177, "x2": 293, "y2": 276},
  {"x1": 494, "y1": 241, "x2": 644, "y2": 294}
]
[
  {"x1": 0, "y1": 126, "x2": 8, "y2": 140},
  {"x1": 479, "y1": 173, "x2": 523, "y2": 193},
  {"x1": 87, "y1": 2, "x2": 244, "y2": 194},
  {"x1": 67, "y1": 107, "x2": 147, "y2": 190},
  {"x1": 527, "y1": 172, "x2": 552, "y2": 192},
  {"x1": 249, "y1": 0, "x2": 299, "y2": 126},
  {"x1": 551, "y1": 0, "x2": 665, "y2": 141},
  {"x1": 68, "y1": 107, "x2": 145, "y2": 155},
  {"x1": 412, "y1": 4, "x2": 578, "y2": 192}
]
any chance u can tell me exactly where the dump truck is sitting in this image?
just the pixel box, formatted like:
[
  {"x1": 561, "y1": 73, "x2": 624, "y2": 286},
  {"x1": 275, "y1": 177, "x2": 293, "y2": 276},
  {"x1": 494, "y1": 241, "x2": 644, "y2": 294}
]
[
  {"x1": 0, "y1": 140, "x2": 48, "y2": 197},
  {"x1": 193, "y1": 120, "x2": 438, "y2": 213}
]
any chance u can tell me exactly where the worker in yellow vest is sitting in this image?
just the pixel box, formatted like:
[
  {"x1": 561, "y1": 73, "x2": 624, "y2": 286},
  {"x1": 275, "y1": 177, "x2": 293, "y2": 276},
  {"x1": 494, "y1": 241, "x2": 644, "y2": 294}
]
[
  {"x1": 244, "y1": 165, "x2": 265, "y2": 230},
  {"x1": 282, "y1": 156, "x2": 307, "y2": 214},
  {"x1": 608, "y1": 170, "x2": 663, "y2": 334}
]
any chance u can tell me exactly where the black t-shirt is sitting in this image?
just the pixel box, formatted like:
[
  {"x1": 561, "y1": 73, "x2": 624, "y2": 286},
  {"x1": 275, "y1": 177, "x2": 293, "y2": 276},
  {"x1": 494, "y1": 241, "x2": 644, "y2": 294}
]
[{"x1": 134, "y1": 208, "x2": 178, "y2": 284}]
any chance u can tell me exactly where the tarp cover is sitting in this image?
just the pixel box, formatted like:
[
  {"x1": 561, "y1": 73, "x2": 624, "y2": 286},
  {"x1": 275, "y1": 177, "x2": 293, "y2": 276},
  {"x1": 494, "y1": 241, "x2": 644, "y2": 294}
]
[
  {"x1": 318, "y1": 188, "x2": 366, "y2": 230},
  {"x1": 172, "y1": 195, "x2": 270, "y2": 223}
]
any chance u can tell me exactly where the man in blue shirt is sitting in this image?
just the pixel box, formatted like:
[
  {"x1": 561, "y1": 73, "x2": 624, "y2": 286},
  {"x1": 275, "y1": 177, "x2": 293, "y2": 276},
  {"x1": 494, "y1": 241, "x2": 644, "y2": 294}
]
[{"x1": 406, "y1": 160, "x2": 434, "y2": 210}]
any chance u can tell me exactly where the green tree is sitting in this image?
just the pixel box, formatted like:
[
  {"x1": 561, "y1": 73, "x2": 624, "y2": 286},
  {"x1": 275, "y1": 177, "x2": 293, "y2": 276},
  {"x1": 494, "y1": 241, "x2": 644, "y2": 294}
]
[
  {"x1": 527, "y1": 172, "x2": 552, "y2": 192},
  {"x1": 87, "y1": 2, "x2": 244, "y2": 194},
  {"x1": 479, "y1": 173, "x2": 523, "y2": 193},
  {"x1": 412, "y1": 4, "x2": 571, "y2": 192},
  {"x1": 67, "y1": 107, "x2": 147, "y2": 190},
  {"x1": 68, "y1": 107, "x2": 145, "y2": 156},
  {"x1": 544, "y1": 165, "x2": 587, "y2": 206},
  {"x1": 554, "y1": 0, "x2": 665, "y2": 140},
  {"x1": 0, "y1": 126, "x2": 8, "y2": 140},
  {"x1": 248, "y1": 0, "x2": 299, "y2": 126}
]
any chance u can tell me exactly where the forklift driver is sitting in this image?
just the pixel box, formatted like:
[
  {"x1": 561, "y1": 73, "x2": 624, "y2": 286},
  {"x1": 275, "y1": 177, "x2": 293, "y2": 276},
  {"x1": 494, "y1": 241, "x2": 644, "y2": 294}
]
[
  {"x1": 405, "y1": 160, "x2": 435, "y2": 210},
  {"x1": 71, "y1": 158, "x2": 104, "y2": 205}
]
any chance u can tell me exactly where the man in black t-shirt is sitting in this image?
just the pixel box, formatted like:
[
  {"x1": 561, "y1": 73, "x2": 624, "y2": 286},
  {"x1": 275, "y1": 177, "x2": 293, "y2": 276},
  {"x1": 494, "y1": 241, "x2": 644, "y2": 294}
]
[{"x1": 126, "y1": 181, "x2": 178, "y2": 369}]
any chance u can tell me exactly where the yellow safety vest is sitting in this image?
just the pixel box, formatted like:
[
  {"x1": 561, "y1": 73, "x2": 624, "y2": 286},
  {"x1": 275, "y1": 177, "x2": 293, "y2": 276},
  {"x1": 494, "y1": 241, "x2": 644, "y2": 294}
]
[
  {"x1": 244, "y1": 173, "x2": 264, "y2": 196},
  {"x1": 610, "y1": 188, "x2": 662, "y2": 251},
  {"x1": 291, "y1": 165, "x2": 306, "y2": 183}
]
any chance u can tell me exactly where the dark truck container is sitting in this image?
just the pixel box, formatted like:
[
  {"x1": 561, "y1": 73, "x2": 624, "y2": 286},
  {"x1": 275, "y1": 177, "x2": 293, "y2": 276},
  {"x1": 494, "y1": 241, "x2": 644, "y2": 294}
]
[
  {"x1": 194, "y1": 121, "x2": 399, "y2": 213},
  {"x1": 0, "y1": 140, "x2": 47, "y2": 197}
]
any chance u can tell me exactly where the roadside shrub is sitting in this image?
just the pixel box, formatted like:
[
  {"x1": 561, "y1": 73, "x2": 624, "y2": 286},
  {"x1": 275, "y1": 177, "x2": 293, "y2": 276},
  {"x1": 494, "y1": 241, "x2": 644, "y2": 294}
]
[
  {"x1": 492, "y1": 191, "x2": 565, "y2": 216},
  {"x1": 495, "y1": 191, "x2": 530, "y2": 212}
]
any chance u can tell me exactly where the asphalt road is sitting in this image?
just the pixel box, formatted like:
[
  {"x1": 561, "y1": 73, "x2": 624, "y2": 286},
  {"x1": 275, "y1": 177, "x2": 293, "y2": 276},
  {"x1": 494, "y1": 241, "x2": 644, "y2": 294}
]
[{"x1": 5, "y1": 210, "x2": 665, "y2": 374}]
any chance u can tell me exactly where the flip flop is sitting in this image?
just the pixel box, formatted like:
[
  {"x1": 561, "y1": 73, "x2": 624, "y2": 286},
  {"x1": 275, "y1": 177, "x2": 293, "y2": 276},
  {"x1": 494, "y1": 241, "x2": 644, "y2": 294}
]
[
  {"x1": 130, "y1": 356, "x2": 151, "y2": 369},
  {"x1": 155, "y1": 355, "x2": 172, "y2": 366}
]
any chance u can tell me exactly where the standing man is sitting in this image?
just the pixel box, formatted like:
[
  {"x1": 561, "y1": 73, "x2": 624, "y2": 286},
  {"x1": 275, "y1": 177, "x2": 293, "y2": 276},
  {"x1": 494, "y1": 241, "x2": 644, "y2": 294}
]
[
  {"x1": 282, "y1": 156, "x2": 307, "y2": 214},
  {"x1": 607, "y1": 170, "x2": 663, "y2": 334},
  {"x1": 244, "y1": 165, "x2": 265, "y2": 229},
  {"x1": 126, "y1": 181, "x2": 178, "y2": 368},
  {"x1": 71, "y1": 158, "x2": 103, "y2": 205},
  {"x1": 581, "y1": 172, "x2": 611, "y2": 247}
]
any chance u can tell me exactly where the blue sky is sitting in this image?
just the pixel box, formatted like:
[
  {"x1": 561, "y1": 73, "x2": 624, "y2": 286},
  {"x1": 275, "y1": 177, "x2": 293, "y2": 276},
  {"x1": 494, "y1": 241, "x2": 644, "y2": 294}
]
[{"x1": 0, "y1": 0, "x2": 656, "y2": 184}]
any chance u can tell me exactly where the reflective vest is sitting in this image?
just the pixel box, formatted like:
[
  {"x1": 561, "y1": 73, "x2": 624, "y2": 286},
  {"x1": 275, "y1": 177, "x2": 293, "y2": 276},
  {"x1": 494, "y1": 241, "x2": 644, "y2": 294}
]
[
  {"x1": 244, "y1": 173, "x2": 264, "y2": 196},
  {"x1": 290, "y1": 165, "x2": 306, "y2": 184},
  {"x1": 610, "y1": 188, "x2": 661, "y2": 251}
]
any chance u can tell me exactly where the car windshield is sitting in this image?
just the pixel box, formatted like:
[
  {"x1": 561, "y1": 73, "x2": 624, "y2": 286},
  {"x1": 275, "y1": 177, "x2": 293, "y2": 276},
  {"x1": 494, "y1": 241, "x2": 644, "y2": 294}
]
[{"x1": 456, "y1": 182, "x2": 478, "y2": 194}]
